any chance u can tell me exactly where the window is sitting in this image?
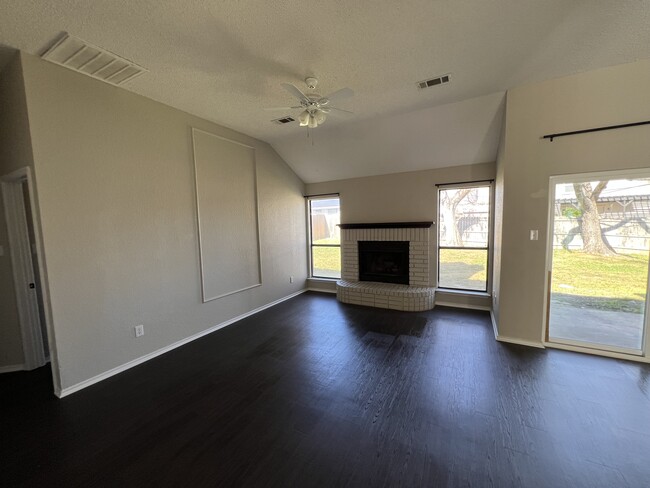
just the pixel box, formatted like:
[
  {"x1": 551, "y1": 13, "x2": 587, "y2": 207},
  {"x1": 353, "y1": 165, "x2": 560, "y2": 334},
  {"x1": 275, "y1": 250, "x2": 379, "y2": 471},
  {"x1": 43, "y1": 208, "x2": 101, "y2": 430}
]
[
  {"x1": 308, "y1": 196, "x2": 341, "y2": 279},
  {"x1": 437, "y1": 183, "x2": 492, "y2": 292}
]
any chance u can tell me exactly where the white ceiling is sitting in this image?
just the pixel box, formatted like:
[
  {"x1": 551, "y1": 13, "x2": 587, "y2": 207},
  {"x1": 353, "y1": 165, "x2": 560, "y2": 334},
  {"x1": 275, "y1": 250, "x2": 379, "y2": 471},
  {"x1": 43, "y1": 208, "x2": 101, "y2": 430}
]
[
  {"x1": 275, "y1": 92, "x2": 505, "y2": 182},
  {"x1": 1, "y1": 1, "x2": 649, "y2": 182}
]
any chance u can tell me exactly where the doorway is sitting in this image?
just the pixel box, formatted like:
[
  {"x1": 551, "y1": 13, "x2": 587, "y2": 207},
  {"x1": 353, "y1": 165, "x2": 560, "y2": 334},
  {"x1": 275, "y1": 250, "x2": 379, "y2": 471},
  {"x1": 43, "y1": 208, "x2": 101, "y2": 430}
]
[
  {"x1": 545, "y1": 170, "x2": 650, "y2": 356},
  {"x1": 1, "y1": 167, "x2": 50, "y2": 371}
]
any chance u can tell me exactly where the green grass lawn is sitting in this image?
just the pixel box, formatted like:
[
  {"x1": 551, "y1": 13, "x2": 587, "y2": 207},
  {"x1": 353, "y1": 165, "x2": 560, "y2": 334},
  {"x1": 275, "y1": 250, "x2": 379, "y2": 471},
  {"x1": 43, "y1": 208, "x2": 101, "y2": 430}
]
[
  {"x1": 551, "y1": 249, "x2": 649, "y2": 313},
  {"x1": 312, "y1": 237, "x2": 342, "y2": 277},
  {"x1": 551, "y1": 249, "x2": 648, "y2": 300},
  {"x1": 438, "y1": 249, "x2": 487, "y2": 290},
  {"x1": 440, "y1": 248, "x2": 650, "y2": 308},
  {"x1": 311, "y1": 240, "x2": 649, "y2": 312},
  {"x1": 311, "y1": 243, "x2": 490, "y2": 287}
]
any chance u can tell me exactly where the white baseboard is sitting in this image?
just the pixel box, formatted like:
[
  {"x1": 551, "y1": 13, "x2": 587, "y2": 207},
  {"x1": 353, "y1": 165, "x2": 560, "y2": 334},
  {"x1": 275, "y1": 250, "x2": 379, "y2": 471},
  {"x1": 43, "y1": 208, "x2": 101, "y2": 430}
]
[
  {"x1": 490, "y1": 310, "x2": 544, "y2": 348},
  {"x1": 308, "y1": 287, "x2": 336, "y2": 294},
  {"x1": 306, "y1": 278, "x2": 337, "y2": 294},
  {"x1": 0, "y1": 363, "x2": 24, "y2": 374},
  {"x1": 544, "y1": 341, "x2": 649, "y2": 363},
  {"x1": 490, "y1": 310, "x2": 499, "y2": 339},
  {"x1": 496, "y1": 335, "x2": 545, "y2": 349},
  {"x1": 435, "y1": 300, "x2": 491, "y2": 311},
  {"x1": 58, "y1": 289, "x2": 308, "y2": 398}
]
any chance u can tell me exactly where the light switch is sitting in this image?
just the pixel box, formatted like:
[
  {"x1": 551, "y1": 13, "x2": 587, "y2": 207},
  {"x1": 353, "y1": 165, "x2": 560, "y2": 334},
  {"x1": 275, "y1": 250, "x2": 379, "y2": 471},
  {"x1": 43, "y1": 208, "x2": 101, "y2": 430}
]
[{"x1": 530, "y1": 230, "x2": 539, "y2": 241}]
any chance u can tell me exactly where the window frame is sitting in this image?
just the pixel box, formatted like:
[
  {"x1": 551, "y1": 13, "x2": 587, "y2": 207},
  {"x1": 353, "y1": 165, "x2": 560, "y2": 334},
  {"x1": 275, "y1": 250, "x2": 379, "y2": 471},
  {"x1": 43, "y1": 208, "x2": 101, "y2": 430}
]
[
  {"x1": 436, "y1": 181, "x2": 494, "y2": 293},
  {"x1": 307, "y1": 194, "x2": 341, "y2": 280}
]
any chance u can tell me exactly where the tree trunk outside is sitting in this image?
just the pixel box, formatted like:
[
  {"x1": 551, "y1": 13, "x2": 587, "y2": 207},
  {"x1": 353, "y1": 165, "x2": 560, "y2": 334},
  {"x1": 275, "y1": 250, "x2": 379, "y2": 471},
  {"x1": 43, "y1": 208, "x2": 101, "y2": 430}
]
[
  {"x1": 440, "y1": 205, "x2": 462, "y2": 246},
  {"x1": 440, "y1": 189, "x2": 471, "y2": 246},
  {"x1": 573, "y1": 182, "x2": 615, "y2": 255}
]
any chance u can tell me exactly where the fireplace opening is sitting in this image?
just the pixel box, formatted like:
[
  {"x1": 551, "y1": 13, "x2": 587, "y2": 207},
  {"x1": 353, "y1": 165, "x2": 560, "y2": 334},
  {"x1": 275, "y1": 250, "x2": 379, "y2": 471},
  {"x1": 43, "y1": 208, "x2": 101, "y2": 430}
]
[{"x1": 358, "y1": 241, "x2": 409, "y2": 285}]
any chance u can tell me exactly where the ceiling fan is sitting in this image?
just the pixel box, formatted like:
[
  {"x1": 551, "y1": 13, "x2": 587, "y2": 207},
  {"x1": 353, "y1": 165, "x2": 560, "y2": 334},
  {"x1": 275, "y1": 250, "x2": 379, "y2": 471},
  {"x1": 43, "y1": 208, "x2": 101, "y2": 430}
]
[{"x1": 265, "y1": 77, "x2": 354, "y2": 128}]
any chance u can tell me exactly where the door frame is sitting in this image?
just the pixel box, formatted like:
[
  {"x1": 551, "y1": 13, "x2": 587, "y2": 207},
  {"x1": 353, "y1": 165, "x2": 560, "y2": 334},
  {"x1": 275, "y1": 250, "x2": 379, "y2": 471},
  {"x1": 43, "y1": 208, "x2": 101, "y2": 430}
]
[
  {"x1": 542, "y1": 168, "x2": 650, "y2": 361},
  {"x1": 1, "y1": 167, "x2": 59, "y2": 380}
]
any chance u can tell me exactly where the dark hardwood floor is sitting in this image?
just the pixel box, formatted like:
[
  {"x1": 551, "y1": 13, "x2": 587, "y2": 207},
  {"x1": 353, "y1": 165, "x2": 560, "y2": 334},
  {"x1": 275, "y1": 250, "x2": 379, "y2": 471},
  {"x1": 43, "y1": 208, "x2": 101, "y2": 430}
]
[{"x1": 2, "y1": 292, "x2": 650, "y2": 487}]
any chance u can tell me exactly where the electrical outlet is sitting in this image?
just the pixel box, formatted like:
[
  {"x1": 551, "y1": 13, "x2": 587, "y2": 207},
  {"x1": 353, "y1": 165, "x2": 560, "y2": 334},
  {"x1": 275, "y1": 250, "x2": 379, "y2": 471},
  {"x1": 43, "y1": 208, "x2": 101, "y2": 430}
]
[
  {"x1": 289, "y1": 276, "x2": 294, "y2": 283},
  {"x1": 134, "y1": 324, "x2": 144, "y2": 338}
]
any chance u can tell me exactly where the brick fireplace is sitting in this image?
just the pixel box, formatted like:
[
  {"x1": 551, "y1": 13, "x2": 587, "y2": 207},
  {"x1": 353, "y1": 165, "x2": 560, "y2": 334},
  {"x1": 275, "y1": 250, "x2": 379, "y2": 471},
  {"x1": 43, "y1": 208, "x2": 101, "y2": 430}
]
[
  {"x1": 358, "y1": 240, "x2": 409, "y2": 285},
  {"x1": 336, "y1": 222, "x2": 436, "y2": 311}
]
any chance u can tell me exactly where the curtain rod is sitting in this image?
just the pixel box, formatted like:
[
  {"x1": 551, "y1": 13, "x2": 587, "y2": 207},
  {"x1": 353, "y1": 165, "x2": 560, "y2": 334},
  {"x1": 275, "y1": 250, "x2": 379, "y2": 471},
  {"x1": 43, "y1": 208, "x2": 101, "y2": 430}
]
[
  {"x1": 435, "y1": 179, "x2": 494, "y2": 187},
  {"x1": 543, "y1": 120, "x2": 650, "y2": 142},
  {"x1": 303, "y1": 192, "x2": 340, "y2": 198}
]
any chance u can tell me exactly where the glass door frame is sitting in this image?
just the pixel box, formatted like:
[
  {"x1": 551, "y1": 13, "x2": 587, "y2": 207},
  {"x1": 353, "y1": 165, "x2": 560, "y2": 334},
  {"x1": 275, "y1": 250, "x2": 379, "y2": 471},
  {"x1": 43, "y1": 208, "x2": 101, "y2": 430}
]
[{"x1": 543, "y1": 169, "x2": 650, "y2": 359}]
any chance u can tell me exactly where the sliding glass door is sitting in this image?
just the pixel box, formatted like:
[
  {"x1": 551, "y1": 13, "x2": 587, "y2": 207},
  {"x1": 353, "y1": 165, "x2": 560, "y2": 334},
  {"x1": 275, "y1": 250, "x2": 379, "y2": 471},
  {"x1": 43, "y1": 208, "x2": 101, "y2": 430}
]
[{"x1": 546, "y1": 171, "x2": 650, "y2": 354}]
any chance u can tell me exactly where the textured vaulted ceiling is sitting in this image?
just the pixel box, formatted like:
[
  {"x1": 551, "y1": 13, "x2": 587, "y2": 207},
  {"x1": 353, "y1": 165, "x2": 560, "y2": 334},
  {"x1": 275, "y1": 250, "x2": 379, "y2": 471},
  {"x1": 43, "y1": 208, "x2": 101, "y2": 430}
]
[{"x1": 1, "y1": 1, "x2": 649, "y2": 182}]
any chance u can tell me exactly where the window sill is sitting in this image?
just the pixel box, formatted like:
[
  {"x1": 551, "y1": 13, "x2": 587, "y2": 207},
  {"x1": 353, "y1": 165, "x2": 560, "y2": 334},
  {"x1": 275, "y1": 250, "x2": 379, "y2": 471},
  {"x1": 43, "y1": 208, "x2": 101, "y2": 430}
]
[
  {"x1": 308, "y1": 277, "x2": 340, "y2": 283},
  {"x1": 435, "y1": 288, "x2": 491, "y2": 298}
]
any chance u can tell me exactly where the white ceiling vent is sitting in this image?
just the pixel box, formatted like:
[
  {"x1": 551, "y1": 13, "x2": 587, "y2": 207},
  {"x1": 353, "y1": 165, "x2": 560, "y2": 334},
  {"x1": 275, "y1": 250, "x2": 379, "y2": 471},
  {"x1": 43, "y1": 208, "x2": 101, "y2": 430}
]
[
  {"x1": 272, "y1": 116, "x2": 296, "y2": 125},
  {"x1": 417, "y1": 74, "x2": 451, "y2": 90},
  {"x1": 41, "y1": 33, "x2": 147, "y2": 86}
]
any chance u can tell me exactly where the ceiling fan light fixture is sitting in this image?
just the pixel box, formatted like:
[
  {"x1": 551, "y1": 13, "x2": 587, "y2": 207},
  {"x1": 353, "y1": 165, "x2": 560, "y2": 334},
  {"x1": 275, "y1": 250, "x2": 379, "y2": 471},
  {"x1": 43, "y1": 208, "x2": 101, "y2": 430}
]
[
  {"x1": 298, "y1": 110, "x2": 310, "y2": 126},
  {"x1": 267, "y1": 79, "x2": 354, "y2": 129}
]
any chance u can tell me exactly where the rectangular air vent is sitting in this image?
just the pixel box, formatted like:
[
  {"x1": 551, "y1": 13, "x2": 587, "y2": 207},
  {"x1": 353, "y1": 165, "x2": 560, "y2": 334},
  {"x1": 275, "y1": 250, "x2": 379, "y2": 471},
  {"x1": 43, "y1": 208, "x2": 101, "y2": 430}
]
[
  {"x1": 42, "y1": 33, "x2": 147, "y2": 86},
  {"x1": 272, "y1": 116, "x2": 296, "y2": 125},
  {"x1": 417, "y1": 74, "x2": 451, "y2": 90}
]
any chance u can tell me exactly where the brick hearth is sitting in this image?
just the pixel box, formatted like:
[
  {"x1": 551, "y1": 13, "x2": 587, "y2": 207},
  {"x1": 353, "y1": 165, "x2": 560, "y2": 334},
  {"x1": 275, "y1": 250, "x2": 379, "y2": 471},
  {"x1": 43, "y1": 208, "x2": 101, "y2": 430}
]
[{"x1": 336, "y1": 223, "x2": 436, "y2": 312}]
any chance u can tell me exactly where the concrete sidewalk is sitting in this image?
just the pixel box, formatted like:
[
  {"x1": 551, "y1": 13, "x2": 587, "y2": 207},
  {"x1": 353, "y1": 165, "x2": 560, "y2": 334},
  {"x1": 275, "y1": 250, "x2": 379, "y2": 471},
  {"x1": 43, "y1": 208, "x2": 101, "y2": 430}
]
[{"x1": 549, "y1": 301, "x2": 644, "y2": 350}]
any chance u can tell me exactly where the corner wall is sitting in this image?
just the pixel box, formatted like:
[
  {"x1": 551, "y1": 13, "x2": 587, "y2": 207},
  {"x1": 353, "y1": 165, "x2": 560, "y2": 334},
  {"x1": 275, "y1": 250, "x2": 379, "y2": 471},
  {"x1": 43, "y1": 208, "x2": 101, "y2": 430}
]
[
  {"x1": 19, "y1": 53, "x2": 308, "y2": 392},
  {"x1": 491, "y1": 95, "x2": 507, "y2": 331},
  {"x1": 495, "y1": 59, "x2": 650, "y2": 344}
]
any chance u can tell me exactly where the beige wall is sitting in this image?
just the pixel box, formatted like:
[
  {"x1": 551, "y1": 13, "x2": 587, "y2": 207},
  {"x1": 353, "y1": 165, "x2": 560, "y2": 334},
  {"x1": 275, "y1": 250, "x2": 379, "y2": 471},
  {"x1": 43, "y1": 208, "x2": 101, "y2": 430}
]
[
  {"x1": 306, "y1": 162, "x2": 496, "y2": 309},
  {"x1": 494, "y1": 59, "x2": 650, "y2": 344},
  {"x1": 0, "y1": 53, "x2": 33, "y2": 368},
  {"x1": 0, "y1": 199, "x2": 23, "y2": 368},
  {"x1": 306, "y1": 163, "x2": 495, "y2": 223},
  {"x1": 491, "y1": 100, "x2": 507, "y2": 328},
  {"x1": 19, "y1": 53, "x2": 307, "y2": 391}
]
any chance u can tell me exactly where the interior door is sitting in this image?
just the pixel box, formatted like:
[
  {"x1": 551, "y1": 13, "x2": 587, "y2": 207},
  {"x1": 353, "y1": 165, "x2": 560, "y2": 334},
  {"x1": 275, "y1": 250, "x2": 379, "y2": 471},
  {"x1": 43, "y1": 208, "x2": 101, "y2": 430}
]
[
  {"x1": 1, "y1": 174, "x2": 47, "y2": 369},
  {"x1": 546, "y1": 171, "x2": 650, "y2": 355}
]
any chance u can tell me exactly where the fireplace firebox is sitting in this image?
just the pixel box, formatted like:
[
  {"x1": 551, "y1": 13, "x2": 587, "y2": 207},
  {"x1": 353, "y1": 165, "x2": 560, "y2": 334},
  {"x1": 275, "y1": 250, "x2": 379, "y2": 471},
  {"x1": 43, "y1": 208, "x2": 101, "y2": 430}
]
[{"x1": 358, "y1": 241, "x2": 409, "y2": 285}]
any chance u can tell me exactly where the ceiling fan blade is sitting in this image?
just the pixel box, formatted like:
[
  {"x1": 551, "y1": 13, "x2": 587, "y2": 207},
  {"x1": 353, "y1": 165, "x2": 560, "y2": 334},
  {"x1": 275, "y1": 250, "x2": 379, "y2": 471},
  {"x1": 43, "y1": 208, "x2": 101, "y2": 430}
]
[
  {"x1": 327, "y1": 107, "x2": 354, "y2": 115},
  {"x1": 281, "y1": 83, "x2": 309, "y2": 102},
  {"x1": 319, "y1": 87, "x2": 354, "y2": 104},
  {"x1": 263, "y1": 106, "x2": 302, "y2": 111}
]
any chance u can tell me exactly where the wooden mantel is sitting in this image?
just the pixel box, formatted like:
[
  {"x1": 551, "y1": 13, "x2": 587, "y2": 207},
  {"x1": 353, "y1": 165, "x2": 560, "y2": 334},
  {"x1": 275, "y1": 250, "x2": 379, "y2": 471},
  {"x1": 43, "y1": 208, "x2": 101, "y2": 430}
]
[{"x1": 338, "y1": 221, "x2": 434, "y2": 229}]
